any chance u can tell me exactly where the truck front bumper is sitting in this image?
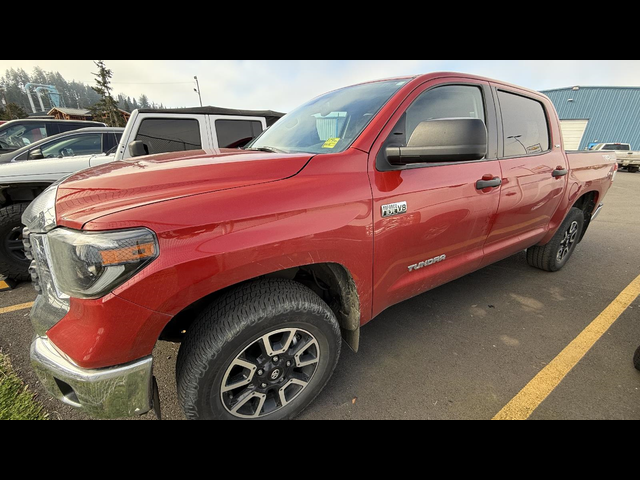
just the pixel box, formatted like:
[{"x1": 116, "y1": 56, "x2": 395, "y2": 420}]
[{"x1": 30, "y1": 336, "x2": 153, "y2": 419}]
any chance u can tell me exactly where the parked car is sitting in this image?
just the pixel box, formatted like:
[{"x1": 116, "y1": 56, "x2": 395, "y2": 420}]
[
  {"x1": 24, "y1": 72, "x2": 616, "y2": 420},
  {"x1": 0, "y1": 127, "x2": 123, "y2": 280},
  {"x1": 589, "y1": 143, "x2": 640, "y2": 173},
  {"x1": 0, "y1": 126, "x2": 122, "y2": 164},
  {"x1": 0, "y1": 118, "x2": 106, "y2": 154}
]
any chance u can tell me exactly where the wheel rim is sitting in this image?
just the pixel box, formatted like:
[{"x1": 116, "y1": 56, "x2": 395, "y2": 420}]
[
  {"x1": 220, "y1": 327, "x2": 320, "y2": 418},
  {"x1": 556, "y1": 220, "x2": 579, "y2": 262},
  {"x1": 4, "y1": 225, "x2": 26, "y2": 262}
]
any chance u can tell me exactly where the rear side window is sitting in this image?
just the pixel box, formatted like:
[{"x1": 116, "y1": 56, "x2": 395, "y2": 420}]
[
  {"x1": 135, "y1": 118, "x2": 202, "y2": 155},
  {"x1": 215, "y1": 119, "x2": 263, "y2": 148},
  {"x1": 498, "y1": 91, "x2": 550, "y2": 157}
]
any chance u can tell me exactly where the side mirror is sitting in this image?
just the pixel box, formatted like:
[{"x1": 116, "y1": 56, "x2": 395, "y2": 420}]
[
  {"x1": 29, "y1": 148, "x2": 44, "y2": 160},
  {"x1": 128, "y1": 140, "x2": 148, "y2": 157},
  {"x1": 386, "y1": 118, "x2": 487, "y2": 164}
]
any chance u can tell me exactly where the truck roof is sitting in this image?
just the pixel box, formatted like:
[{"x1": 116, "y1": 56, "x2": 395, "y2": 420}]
[{"x1": 136, "y1": 106, "x2": 286, "y2": 126}]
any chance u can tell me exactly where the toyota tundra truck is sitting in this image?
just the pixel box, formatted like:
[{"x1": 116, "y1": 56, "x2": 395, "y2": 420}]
[{"x1": 23, "y1": 72, "x2": 616, "y2": 420}]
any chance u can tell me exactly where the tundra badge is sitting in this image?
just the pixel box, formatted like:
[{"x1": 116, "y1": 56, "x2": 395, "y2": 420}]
[
  {"x1": 408, "y1": 254, "x2": 446, "y2": 271},
  {"x1": 381, "y1": 201, "x2": 407, "y2": 218}
]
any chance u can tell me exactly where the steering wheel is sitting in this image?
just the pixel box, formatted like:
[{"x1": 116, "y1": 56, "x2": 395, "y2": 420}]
[{"x1": 59, "y1": 147, "x2": 75, "y2": 157}]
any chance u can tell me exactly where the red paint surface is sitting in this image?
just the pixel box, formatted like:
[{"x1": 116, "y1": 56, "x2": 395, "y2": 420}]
[{"x1": 49, "y1": 73, "x2": 615, "y2": 369}]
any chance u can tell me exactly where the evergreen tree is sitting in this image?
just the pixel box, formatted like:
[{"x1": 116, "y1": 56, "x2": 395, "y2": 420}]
[
  {"x1": 89, "y1": 60, "x2": 125, "y2": 127},
  {"x1": 138, "y1": 94, "x2": 150, "y2": 109},
  {"x1": 0, "y1": 102, "x2": 29, "y2": 120},
  {"x1": 2, "y1": 67, "x2": 161, "y2": 114}
]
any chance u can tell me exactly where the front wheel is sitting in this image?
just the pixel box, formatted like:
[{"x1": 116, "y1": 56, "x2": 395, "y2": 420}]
[
  {"x1": 0, "y1": 203, "x2": 30, "y2": 282},
  {"x1": 176, "y1": 278, "x2": 342, "y2": 420},
  {"x1": 526, "y1": 207, "x2": 585, "y2": 272},
  {"x1": 627, "y1": 166, "x2": 639, "y2": 173}
]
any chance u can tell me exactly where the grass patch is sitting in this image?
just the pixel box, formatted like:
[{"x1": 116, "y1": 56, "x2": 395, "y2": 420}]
[{"x1": 0, "y1": 351, "x2": 48, "y2": 420}]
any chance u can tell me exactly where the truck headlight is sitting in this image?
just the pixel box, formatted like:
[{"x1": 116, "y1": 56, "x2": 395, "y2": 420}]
[
  {"x1": 47, "y1": 227, "x2": 158, "y2": 299},
  {"x1": 22, "y1": 184, "x2": 58, "y2": 233}
]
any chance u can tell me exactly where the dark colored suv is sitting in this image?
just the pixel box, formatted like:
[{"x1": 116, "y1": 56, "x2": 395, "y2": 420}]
[{"x1": 0, "y1": 118, "x2": 106, "y2": 154}]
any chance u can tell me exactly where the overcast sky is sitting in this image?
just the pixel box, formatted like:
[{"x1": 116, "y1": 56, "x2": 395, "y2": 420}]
[{"x1": 2, "y1": 60, "x2": 639, "y2": 112}]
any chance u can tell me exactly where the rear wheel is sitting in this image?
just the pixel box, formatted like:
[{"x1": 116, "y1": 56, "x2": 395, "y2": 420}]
[
  {"x1": 176, "y1": 278, "x2": 342, "y2": 420},
  {"x1": 627, "y1": 166, "x2": 639, "y2": 173},
  {"x1": 0, "y1": 203, "x2": 30, "y2": 282},
  {"x1": 526, "y1": 207, "x2": 584, "y2": 272}
]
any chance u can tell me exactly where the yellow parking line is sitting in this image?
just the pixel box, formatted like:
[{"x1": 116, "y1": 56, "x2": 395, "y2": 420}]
[
  {"x1": 0, "y1": 302, "x2": 34, "y2": 315},
  {"x1": 493, "y1": 273, "x2": 640, "y2": 420}
]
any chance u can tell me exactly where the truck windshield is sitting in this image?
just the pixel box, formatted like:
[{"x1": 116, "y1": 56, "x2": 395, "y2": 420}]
[{"x1": 246, "y1": 79, "x2": 409, "y2": 154}]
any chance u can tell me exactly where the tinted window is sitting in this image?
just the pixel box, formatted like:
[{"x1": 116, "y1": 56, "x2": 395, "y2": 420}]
[
  {"x1": 135, "y1": 118, "x2": 201, "y2": 155},
  {"x1": 216, "y1": 120, "x2": 263, "y2": 148},
  {"x1": 498, "y1": 91, "x2": 550, "y2": 157},
  {"x1": 39, "y1": 133, "x2": 102, "y2": 158},
  {"x1": 405, "y1": 85, "x2": 485, "y2": 141}
]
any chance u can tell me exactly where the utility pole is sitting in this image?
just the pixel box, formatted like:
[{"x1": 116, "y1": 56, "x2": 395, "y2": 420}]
[{"x1": 194, "y1": 76, "x2": 203, "y2": 107}]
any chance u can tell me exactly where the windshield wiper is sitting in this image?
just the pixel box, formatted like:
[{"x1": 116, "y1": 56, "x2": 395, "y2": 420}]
[{"x1": 244, "y1": 146, "x2": 282, "y2": 153}]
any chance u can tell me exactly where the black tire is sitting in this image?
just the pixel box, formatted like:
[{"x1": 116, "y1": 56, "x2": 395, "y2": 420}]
[
  {"x1": 0, "y1": 203, "x2": 30, "y2": 282},
  {"x1": 526, "y1": 207, "x2": 584, "y2": 272},
  {"x1": 628, "y1": 166, "x2": 639, "y2": 173},
  {"x1": 634, "y1": 346, "x2": 640, "y2": 371},
  {"x1": 176, "y1": 278, "x2": 341, "y2": 420}
]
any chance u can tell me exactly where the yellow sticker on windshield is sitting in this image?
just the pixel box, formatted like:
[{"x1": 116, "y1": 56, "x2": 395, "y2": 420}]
[{"x1": 322, "y1": 137, "x2": 340, "y2": 148}]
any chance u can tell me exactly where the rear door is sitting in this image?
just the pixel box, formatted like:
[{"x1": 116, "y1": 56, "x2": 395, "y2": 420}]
[
  {"x1": 480, "y1": 85, "x2": 567, "y2": 267},
  {"x1": 369, "y1": 78, "x2": 502, "y2": 317}
]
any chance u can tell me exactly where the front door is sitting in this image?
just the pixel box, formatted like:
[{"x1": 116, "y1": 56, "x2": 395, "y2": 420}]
[{"x1": 369, "y1": 80, "x2": 502, "y2": 318}]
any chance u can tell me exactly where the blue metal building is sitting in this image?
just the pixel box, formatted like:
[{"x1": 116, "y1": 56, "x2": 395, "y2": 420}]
[{"x1": 540, "y1": 86, "x2": 640, "y2": 151}]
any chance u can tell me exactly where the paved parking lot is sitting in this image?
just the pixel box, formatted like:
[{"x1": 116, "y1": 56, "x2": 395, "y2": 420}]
[{"x1": 1, "y1": 171, "x2": 639, "y2": 420}]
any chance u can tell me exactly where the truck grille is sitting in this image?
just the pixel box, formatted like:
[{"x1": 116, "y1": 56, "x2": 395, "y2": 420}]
[
  {"x1": 22, "y1": 227, "x2": 42, "y2": 294},
  {"x1": 22, "y1": 227, "x2": 70, "y2": 336}
]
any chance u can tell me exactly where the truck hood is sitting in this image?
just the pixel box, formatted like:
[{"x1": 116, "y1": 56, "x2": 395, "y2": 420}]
[{"x1": 55, "y1": 149, "x2": 313, "y2": 228}]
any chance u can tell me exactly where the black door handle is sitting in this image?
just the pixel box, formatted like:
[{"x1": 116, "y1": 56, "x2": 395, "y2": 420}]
[
  {"x1": 476, "y1": 177, "x2": 502, "y2": 189},
  {"x1": 552, "y1": 168, "x2": 568, "y2": 177}
]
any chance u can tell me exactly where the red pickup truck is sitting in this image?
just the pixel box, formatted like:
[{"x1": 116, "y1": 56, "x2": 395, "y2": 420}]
[{"x1": 24, "y1": 72, "x2": 616, "y2": 420}]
